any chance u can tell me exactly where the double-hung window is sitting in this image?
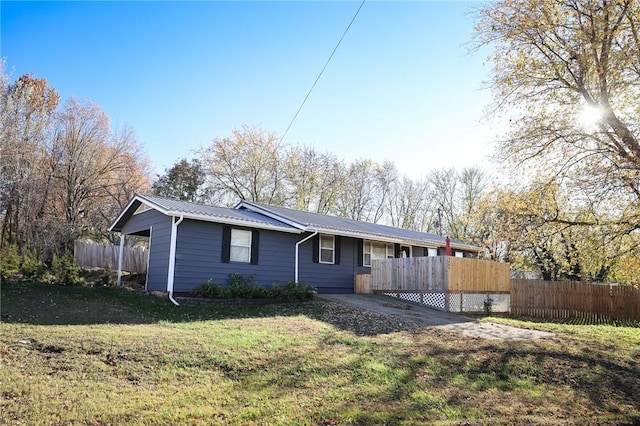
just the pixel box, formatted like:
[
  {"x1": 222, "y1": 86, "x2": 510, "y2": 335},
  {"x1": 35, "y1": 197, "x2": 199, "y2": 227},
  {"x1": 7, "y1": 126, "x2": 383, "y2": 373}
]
[
  {"x1": 230, "y1": 229, "x2": 252, "y2": 263},
  {"x1": 319, "y1": 235, "x2": 335, "y2": 264},
  {"x1": 363, "y1": 243, "x2": 372, "y2": 267},
  {"x1": 222, "y1": 227, "x2": 259, "y2": 264}
]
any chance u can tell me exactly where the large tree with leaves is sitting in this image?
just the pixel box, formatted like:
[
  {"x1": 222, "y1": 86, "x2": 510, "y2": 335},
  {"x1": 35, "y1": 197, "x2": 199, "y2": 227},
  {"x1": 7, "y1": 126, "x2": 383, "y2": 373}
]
[
  {"x1": 152, "y1": 158, "x2": 208, "y2": 202},
  {"x1": 481, "y1": 182, "x2": 640, "y2": 281},
  {"x1": 473, "y1": 0, "x2": 640, "y2": 232}
]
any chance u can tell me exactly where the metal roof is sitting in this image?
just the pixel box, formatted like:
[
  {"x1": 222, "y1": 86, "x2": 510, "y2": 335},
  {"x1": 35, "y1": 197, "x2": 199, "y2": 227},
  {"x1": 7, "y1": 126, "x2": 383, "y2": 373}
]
[
  {"x1": 109, "y1": 194, "x2": 302, "y2": 233},
  {"x1": 111, "y1": 195, "x2": 480, "y2": 252},
  {"x1": 235, "y1": 201, "x2": 481, "y2": 252}
]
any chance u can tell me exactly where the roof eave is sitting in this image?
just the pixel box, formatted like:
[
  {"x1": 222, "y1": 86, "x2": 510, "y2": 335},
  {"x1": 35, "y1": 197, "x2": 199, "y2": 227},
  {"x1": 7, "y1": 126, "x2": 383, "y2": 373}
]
[
  {"x1": 109, "y1": 194, "x2": 167, "y2": 232},
  {"x1": 111, "y1": 195, "x2": 303, "y2": 234},
  {"x1": 169, "y1": 212, "x2": 304, "y2": 234},
  {"x1": 310, "y1": 227, "x2": 479, "y2": 251}
]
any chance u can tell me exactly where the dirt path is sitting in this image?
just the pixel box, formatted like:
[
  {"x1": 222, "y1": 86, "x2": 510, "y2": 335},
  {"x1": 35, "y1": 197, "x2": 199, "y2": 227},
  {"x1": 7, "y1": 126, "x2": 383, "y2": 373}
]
[{"x1": 319, "y1": 294, "x2": 555, "y2": 341}]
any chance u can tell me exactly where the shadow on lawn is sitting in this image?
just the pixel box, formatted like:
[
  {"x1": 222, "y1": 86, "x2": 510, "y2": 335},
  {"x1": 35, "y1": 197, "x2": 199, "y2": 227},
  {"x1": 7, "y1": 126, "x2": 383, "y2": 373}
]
[
  {"x1": 0, "y1": 280, "x2": 325, "y2": 326},
  {"x1": 0, "y1": 280, "x2": 423, "y2": 336}
]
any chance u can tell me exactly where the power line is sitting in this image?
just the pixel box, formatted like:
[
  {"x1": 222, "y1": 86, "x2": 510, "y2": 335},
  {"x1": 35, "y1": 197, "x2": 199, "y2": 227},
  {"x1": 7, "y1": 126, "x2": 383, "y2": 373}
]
[{"x1": 280, "y1": 0, "x2": 366, "y2": 143}]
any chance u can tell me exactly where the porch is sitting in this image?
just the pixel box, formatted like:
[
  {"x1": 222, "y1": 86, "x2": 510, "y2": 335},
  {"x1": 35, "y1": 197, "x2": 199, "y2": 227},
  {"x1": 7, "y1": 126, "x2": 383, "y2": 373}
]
[{"x1": 354, "y1": 256, "x2": 511, "y2": 313}]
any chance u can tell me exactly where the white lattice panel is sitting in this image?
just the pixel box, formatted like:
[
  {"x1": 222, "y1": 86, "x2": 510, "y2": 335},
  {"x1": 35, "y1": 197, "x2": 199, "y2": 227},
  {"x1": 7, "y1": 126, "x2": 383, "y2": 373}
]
[
  {"x1": 382, "y1": 292, "x2": 446, "y2": 311},
  {"x1": 382, "y1": 292, "x2": 509, "y2": 313},
  {"x1": 448, "y1": 293, "x2": 510, "y2": 313}
]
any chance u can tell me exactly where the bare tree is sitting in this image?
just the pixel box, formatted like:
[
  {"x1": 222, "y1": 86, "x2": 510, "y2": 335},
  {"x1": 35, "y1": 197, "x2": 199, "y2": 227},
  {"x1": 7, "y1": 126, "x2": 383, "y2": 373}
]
[
  {"x1": 97, "y1": 124, "x2": 151, "y2": 242},
  {"x1": 286, "y1": 146, "x2": 346, "y2": 214},
  {"x1": 0, "y1": 71, "x2": 60, "y2": 250},
  {"x1": 386, "y1": 175, "x2": 430, "y2": 231},
  {"x1": 428, "y1": 168, "x2": 460, "y2": 238},
  {"x1": 49, "y1": 98, "x2": 150, "y2": 249},
  {"x1": 200, "y1": 124, "x2": 289, "y2": 205},
  {"x1": 334, "y1": 159, "x2": 390, "y2": 223}
]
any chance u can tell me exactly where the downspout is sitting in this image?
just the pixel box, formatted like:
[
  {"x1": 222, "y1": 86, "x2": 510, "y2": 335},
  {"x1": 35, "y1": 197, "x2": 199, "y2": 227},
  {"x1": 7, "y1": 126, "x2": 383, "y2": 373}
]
[
  {"x1": 116, "y1": 233, "x2": 125, "y2": 286},
  {"x1": 295, "y1": 231, "x2": 318, "y2": 283},
  {"x1": 167, "y1": 215, "x2": 184, "y2": 306}
]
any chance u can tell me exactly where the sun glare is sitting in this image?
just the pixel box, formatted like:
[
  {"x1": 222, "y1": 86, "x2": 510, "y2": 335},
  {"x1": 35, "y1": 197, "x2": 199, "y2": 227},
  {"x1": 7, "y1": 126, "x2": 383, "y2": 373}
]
[{"x1": 577, "y1": 104, "x2": 603, "y2": 131}]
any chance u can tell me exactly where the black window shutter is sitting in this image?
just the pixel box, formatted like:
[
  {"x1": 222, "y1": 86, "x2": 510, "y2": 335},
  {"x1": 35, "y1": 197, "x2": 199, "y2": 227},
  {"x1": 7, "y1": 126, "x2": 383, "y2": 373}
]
[
  {"x1": 250, "y1": 230, "x2": 260, "y2": 264},
  {"x1": 394, "y1": 243, "x2": 401, "y2": 258},
  {"x1": 334, "y1": 236, "x2": 341, "y2": 265},
  {"x1": 357, "y1": 239, "x2": 364, "y2": 267},
  {"x1": 312, "y1": 234, "x2": 319, "y2": 263},
  {"x1": 221, "y1": 226, "x2": 231, "y2": 263}
]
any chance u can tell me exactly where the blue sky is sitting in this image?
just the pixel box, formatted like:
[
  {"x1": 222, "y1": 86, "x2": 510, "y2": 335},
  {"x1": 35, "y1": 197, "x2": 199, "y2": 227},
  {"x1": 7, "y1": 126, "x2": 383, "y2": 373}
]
[{"x1": 1, "y1": 1, "x2": 497, "y2": 180}]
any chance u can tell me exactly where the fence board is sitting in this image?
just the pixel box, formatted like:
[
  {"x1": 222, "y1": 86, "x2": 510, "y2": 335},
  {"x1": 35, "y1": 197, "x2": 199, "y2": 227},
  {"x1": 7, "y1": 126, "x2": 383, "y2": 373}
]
[
  {"x1": 510, "y1": 279, "x2": 640, "y2": 322},
  {"x1": 354, "y1": 274, "x2": 371, "y2": 294},
  {"x1": 74, "y1": 240, "x2": 148, "y2": 274}
]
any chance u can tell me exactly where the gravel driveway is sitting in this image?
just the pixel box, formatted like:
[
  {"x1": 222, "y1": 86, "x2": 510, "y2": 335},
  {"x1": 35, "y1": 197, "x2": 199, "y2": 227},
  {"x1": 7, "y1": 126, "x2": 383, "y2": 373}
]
[{"x1": 319, "y1": 294, "x2": 554, "y2": 341}]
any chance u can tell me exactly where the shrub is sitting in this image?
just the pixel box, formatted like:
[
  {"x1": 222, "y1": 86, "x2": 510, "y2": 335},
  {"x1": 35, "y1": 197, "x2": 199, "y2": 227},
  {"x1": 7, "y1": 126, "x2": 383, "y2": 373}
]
[
  {"x1": 267, "y1": 281, "x2": 315, "y2": 300},
  {"x1": 100, "y1": 268, "x2": 116, "y2": 287},
  {"x1": 0, "y1": 244, "x2": 21, "y2": 279},
  {"x1": 194, "y1": 280, "x2": 231, "y2": 299},
  {"x1": 20, "y1": 253, "x2": 47, "y2": 279},
  {"x1": 50, "y1": 254, "x2": 86, "y2": 286},
  {"x1": 249, "y1": 285, "x2": 266, "y2": 299},
  {"x1": 228, "y1": 273, "x2": 255, "y2": 298},
  {"x1": 282, "y1": 281, "x2": 315, "y2": 300},
  {"x1": 194, "y1": 275, "x2": 314, "y2": 301},
  {"x1": 483, "y1": 295, "x2": 494, "y2": 316}
]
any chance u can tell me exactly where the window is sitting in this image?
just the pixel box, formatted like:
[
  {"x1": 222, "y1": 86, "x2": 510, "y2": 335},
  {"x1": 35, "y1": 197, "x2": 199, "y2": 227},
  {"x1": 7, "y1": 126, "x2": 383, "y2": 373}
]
[
  {"x1": 363, "y1": 243, "x2": 372, "y2": 267},
  {"x1": 230, "y1": 229, "x2": 252, "y2": 262},
  {"x1": 363, "y1": 240, "x2": 394, "y2": 266},
  {"x1": 427, "y1": 248, "x2": 438, "y2": 257},
  {"x1": 454, "y1": 251, "x2": 464, "y2": 258},
  {"x1": 222, "y1": 227, "x2": 259, "y2": 264},
  {"x1": 319, "y1": 235, "x2": 335, "y2": 264}
]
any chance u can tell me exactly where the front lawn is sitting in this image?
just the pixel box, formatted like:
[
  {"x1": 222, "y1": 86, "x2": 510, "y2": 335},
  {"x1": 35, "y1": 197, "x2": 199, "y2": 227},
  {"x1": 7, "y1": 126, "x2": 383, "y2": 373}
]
[{"x1": 1, "y1": 281, "x2": 639, "y2": 425}]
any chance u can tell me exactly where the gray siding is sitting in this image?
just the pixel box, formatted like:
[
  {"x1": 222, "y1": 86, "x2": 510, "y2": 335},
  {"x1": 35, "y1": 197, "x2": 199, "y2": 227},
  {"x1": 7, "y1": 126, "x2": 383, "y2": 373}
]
[
  {"x1": 121, "y1": 209, "x2": 172, "y2": 292},
  {"x1": 298, "y1": 236, "x2": 368, "y2": 294},
  {"x1": 173, "y1": 220, "x2": 302, "y2": 293},
  {"x1": 171, "y1": 221, "x2": 362, "y2": 294}
]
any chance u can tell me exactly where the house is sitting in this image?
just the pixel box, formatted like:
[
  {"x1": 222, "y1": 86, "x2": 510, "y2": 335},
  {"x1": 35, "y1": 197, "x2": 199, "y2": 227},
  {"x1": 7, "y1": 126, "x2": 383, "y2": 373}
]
[{"x1": 109, "y1": 194, "x2": 480, "y2": 300}]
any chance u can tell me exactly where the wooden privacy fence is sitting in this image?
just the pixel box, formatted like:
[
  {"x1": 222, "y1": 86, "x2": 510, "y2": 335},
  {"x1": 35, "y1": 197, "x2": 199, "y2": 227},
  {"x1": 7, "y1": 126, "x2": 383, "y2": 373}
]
[
  {"x1": 369, "y1": 256, "x2": 511, "y2": 293},
  {"x1": 74, "y1": 240, "x2": 148, "y2": 274},
  {"x1": 364, "y1": 257, "x2": 511, "y2": 312},
  {"x1": 511, "y1": 279, "x2": 640, "y2": 321}
]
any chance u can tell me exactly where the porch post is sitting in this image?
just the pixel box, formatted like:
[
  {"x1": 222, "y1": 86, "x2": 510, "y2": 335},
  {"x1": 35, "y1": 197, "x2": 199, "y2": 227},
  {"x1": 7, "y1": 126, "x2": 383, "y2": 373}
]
[{"x1": 116, "y1": 233, "x2": 125, "y2": 286}]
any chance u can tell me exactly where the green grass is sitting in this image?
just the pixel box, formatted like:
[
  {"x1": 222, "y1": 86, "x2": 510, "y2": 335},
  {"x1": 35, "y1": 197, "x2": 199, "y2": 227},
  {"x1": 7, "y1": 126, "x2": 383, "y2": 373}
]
[{"x1": 2, "y1": 280, "x2": 640, "y2": 425}]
